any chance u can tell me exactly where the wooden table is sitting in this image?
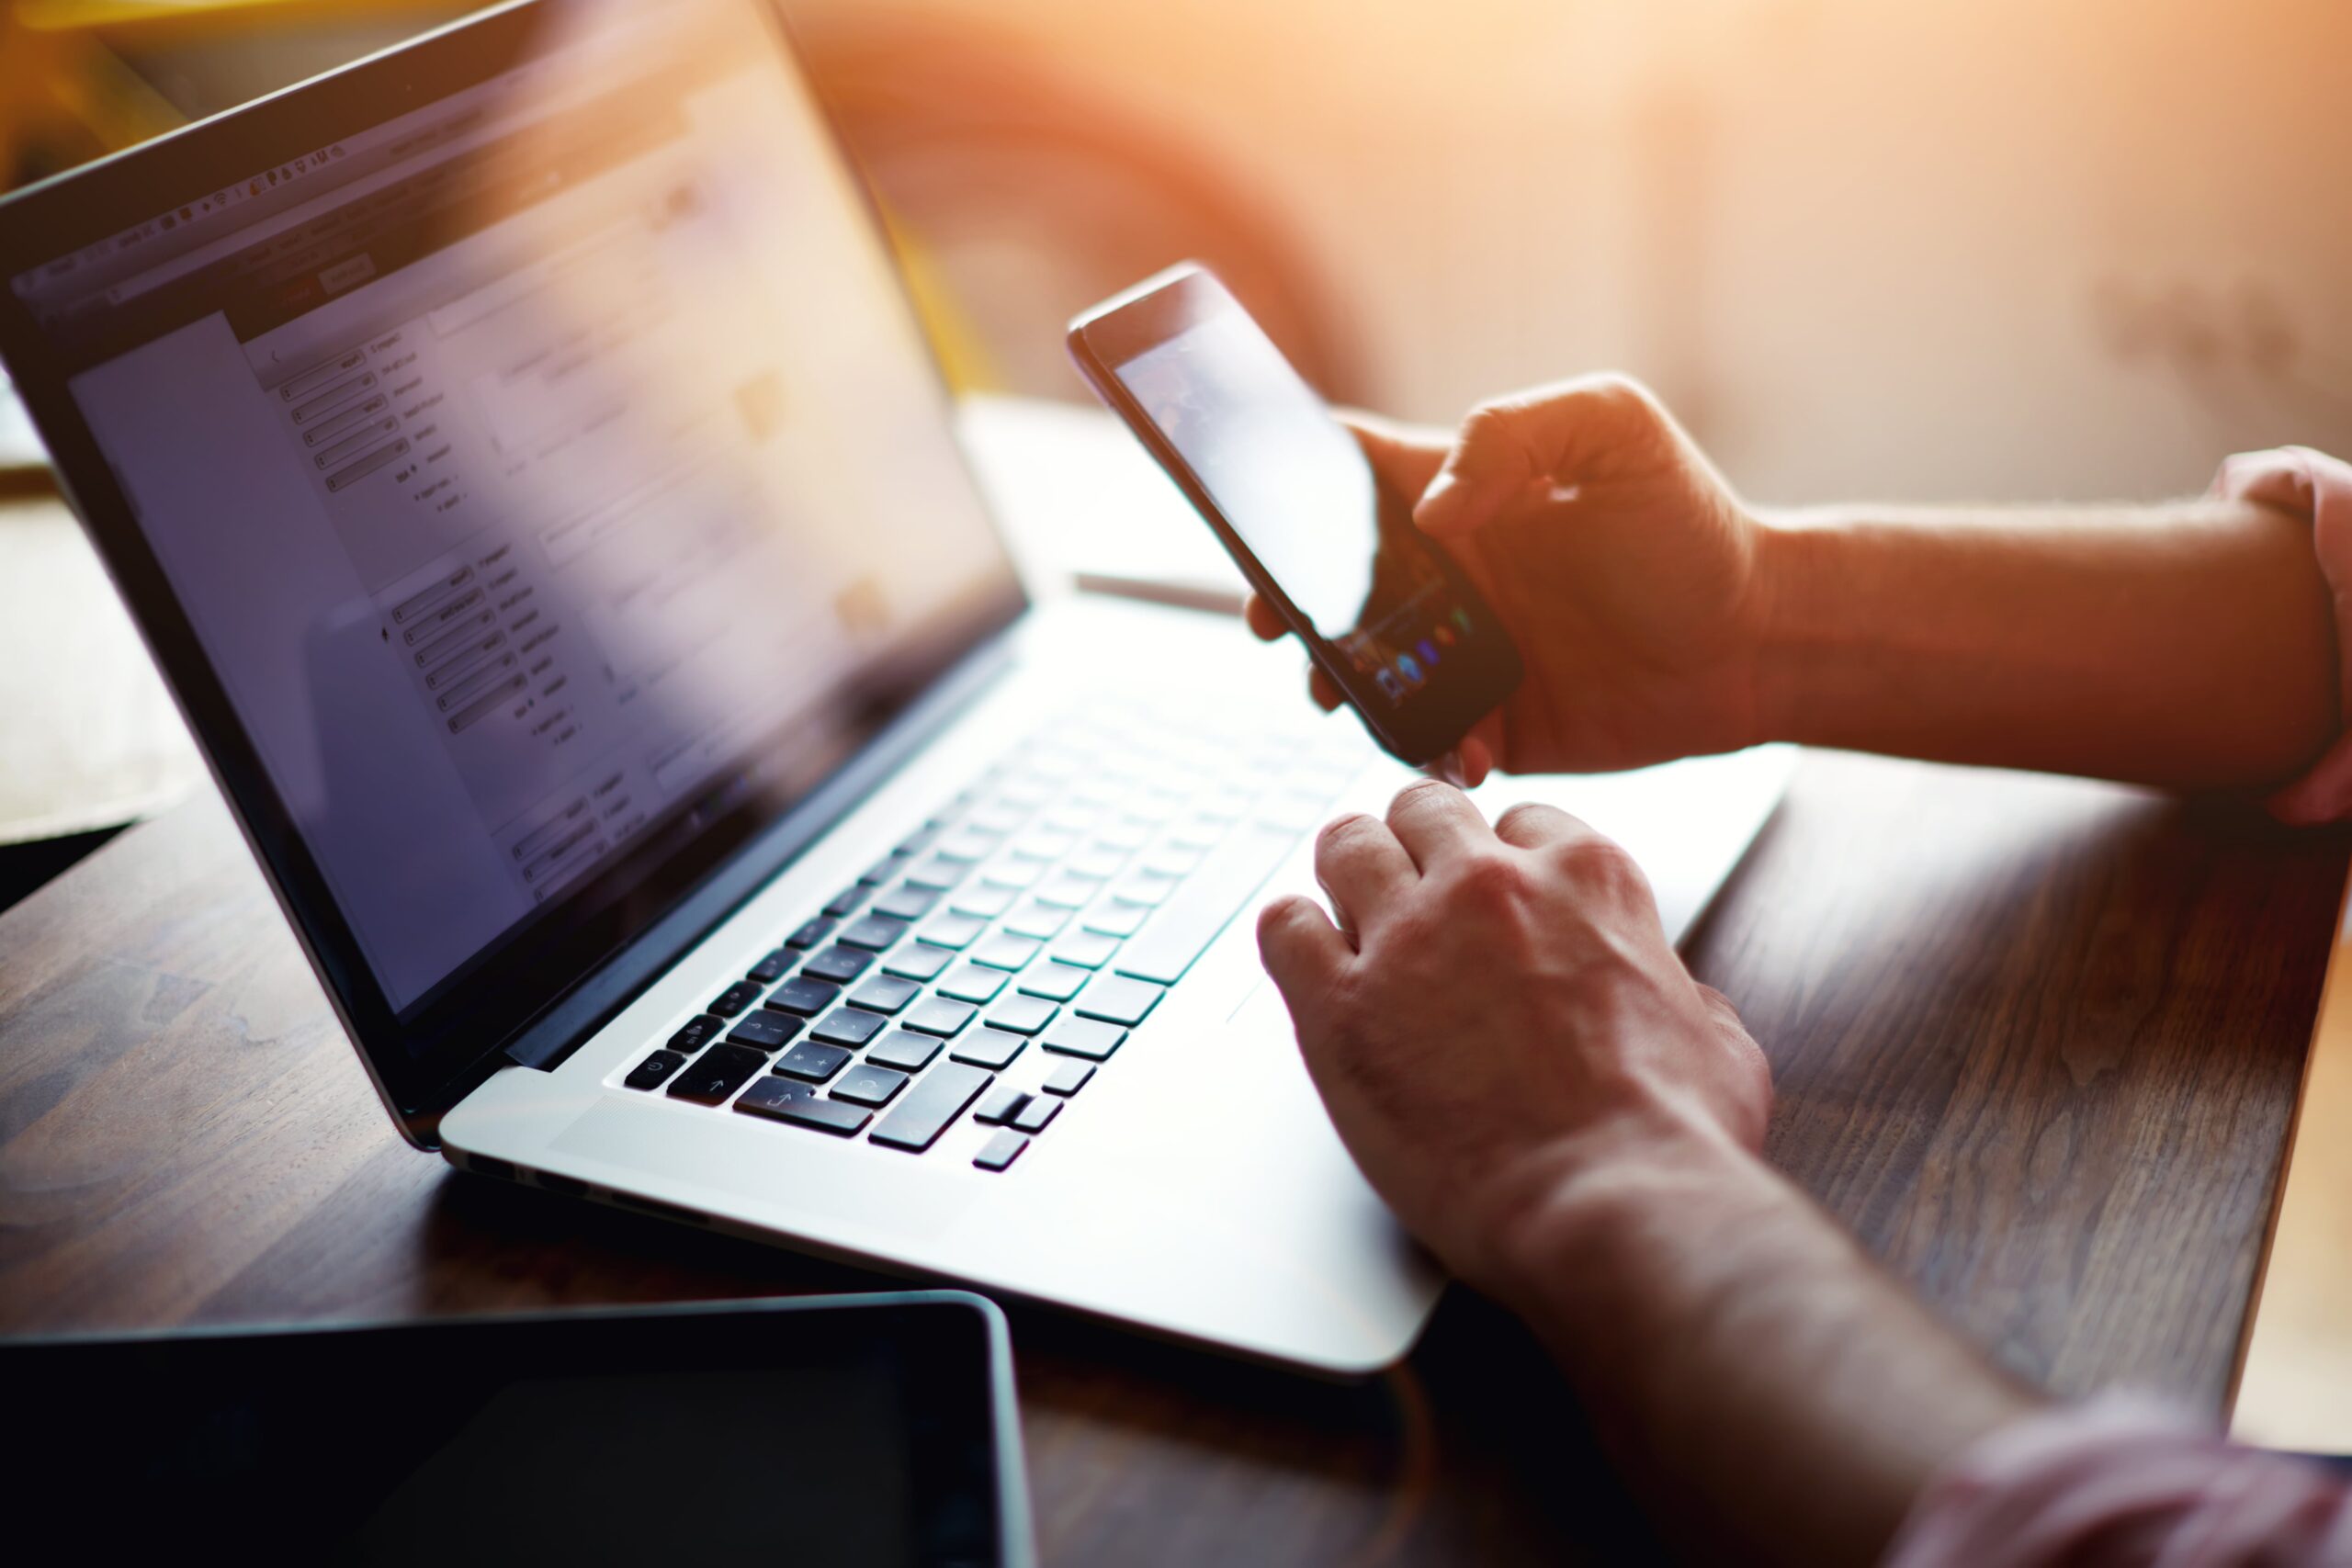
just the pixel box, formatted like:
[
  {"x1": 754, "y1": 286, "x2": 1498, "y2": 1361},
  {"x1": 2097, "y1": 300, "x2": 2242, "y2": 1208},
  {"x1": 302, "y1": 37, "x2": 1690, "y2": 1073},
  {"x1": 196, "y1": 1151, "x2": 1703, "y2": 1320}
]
[{"x1": 0, "y1": 751, "x2": 2341, "y2": 1563}]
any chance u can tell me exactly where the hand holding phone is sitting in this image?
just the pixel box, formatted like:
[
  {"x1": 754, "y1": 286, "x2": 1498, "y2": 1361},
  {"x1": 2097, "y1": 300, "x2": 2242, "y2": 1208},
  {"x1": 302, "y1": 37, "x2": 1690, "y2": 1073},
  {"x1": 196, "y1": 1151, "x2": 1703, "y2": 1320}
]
[{"x1": 1068, "y1": 265, "x2": 1521, "y2": 768}]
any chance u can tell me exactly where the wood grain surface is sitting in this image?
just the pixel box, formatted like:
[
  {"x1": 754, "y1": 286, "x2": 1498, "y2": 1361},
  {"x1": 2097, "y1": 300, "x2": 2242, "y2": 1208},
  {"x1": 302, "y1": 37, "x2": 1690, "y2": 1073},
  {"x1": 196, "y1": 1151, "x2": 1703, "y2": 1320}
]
[{"x1": 0, "y1": 750, "x2": 2341, "y2": 1565}]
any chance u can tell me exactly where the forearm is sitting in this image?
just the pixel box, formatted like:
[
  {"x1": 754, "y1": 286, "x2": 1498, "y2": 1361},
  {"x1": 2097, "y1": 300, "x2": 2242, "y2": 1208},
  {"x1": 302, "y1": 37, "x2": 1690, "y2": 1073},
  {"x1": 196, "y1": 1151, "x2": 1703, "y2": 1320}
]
[
  {"x1": 1751, "y1": 499, "x2": 2337, "y2": 787},
  {"x1": 1496, "y1": 1122, "x2": 2036, "y2": 1566}
]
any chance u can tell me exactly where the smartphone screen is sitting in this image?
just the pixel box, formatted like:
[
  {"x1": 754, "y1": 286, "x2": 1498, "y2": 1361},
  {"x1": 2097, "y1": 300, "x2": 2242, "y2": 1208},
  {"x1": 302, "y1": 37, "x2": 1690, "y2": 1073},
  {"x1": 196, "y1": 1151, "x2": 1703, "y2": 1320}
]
[{"x1": 1082, "y1": 272, "x2": 1519, "y2": 763}]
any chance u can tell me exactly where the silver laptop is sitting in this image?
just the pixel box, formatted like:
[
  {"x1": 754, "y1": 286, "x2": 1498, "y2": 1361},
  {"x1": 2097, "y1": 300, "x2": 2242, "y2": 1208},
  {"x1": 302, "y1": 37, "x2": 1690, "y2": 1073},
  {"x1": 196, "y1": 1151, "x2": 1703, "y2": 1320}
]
[{"x1": 0, "y1": 0, "x2": 1789, "y2": 1371}]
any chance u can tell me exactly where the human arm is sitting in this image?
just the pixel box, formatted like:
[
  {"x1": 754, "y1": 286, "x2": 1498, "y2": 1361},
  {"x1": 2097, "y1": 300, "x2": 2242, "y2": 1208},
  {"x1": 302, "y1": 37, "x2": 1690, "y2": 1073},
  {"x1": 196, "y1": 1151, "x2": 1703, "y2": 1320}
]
[
  {"x1": 1246, "y1": 379, "x2": 2340, "y2": 796},
  {"x1": 1257, "y1": 781, "x2": 2352, "y2": 1563},
  {"x1": 1257, "y1": 781, "x2": 2036, "y2": 1563}
]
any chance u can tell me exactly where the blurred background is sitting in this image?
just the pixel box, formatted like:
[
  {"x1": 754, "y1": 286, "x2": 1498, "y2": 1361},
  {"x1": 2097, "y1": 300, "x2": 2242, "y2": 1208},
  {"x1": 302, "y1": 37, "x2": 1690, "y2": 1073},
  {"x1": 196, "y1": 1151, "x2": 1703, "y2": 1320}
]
[
  {"x1": 9, "y1": 0, "x2": 2352, "y2": 506},
  {"x1": 6, "y1": 0, "x2": 2352, "y2": 897}
]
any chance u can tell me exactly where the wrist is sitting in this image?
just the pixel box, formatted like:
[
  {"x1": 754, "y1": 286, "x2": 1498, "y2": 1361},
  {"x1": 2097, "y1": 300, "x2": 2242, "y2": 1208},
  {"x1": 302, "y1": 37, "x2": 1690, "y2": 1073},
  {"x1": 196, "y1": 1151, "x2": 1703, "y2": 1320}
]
[
  {"x1": 1747, "y1": 508, "x2": 1827, "y2": 749},
  {"x1": 1478, "y1": 1108, "x2": 1770, "y2": 1323}
]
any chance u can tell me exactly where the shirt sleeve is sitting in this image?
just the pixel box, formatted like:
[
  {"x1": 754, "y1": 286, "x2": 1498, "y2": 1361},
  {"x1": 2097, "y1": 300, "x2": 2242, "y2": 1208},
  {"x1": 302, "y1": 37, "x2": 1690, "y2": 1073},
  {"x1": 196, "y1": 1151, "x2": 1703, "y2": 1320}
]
[
  {"x1": 1881, "y1": 1394, "x2": 2352, "y2": 1568},
  {"x1": 2211, "y1": 445, "x2": 2352, "y2": 825}
]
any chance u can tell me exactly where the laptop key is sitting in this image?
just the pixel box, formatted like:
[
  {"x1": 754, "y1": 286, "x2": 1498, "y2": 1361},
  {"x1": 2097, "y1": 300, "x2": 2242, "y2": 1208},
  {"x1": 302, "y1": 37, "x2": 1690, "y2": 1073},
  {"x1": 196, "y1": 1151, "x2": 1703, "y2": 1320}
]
[
  {"x1": 967, "y1": 804, "x2": 1026, "y2": 835},
  {"x1": 765, "y1": 976, "x2": 840, "y2": 1017},
  {"x1": 1041, "y1": 1059, "x2": 1095, "y2": 1096},
  {"x1": 947, "y1": 884, "x2": 1015, "y2": 919},
  {"x1": 979, "y1": 858, "x2": 1042, "y2": 889},
  {"x1": 867, "y1": 1029, "x2": 944, "y2": 1072},
  {"x1": 970, "y1": 933, "x2": 1041, "y2": 972},
  {"x1": 985, "y1": 995, "x2": 1058, "y2": 1035},
  {"x1": 870, "y1": 885, "x2": 940, "y2": 922},
  {"x1": 1065, "y1": 847, "x2": 1126, "y2": 881},
  {"x1": 1110, "y1": 874, "x2": 1175, "y2": 908},
  {"x1": 904, "y1": 855, "x2": 969, "y2": 890},
  {"x1": 736, "y1": 1077, "x2": 870, "y2": 1135},
  {"x1": 1114, "y1": 823, "x2": 1296, "y2": 985},
  {"x1": 901, "y1": 997, "x2": 977, "y2": 1038},
  {"x1": 1034, "y1": 874, "x2": 1096, "y2": 909},
  {"x1": 1002, "y1": 900, "x2": 1070, "y2": 940},
  {"x1": 848, "y1": 975, "x2": 921, "y2": 1015},
  {"x1": 708, "y1": 981, "x2": 762, "y2": 1018},
  {"x1": 857, "y1": 854, "x2": 906, "y2": 886},
  {"x1": 1073, "y1": 974, "x2": 1164, "y2": 1027},
  {"x1": 973, "y1": 1129, "x2": 1030, "y2": 1171},
  {"x1": 1040, "y1": 1018, "x2": 1126, "y2": 1061},
  {"x1": 809, "y1": 1008, "x2": 888, "y2": 1048},
  {"x1": 869, "y1": 1062, "x2": 993, "y2": 1153},
  {"x1": 880, "y1": 942, "x2": 953, "y2": 982},
  {"x1": 666, "y1": 1043, "x2": 765, "y2": 1105},
  {"x1": 1048, "y1": 931, "x2": 1120, "y2": 970},
  {"x1": 1012, "y1": 1096, "x2": 1061, "y2": 1134},
  {"x1": 936, "y1": 963, "x2": 1007, "y2": 1004},
  {"x1": 1140, "y1": 846, "x2": 1205, "y2": 879},
  {"x1": 1012, "y1": 829, "x2": 1078, "y2": 863},
  {"x1": 837, "y1": 915, "x2": 908, "y2": 952},
  {"x1": 728, "y1": 1011, "x2": 802, "y2": 1052},
  {"x1": 934, "y1": 830, "x2": 997, "y2": 863},
  {"x1": 973, "y1": 1086, "x2": 1030, "y2": 1125},
  {"x1": 950, "y1": 1029, "x2": 1027, "y2": 1070},
  {"x1": 625, "y1": 1050, "x2": 687, "y2": 1090},
  {"x1": 823, "y1": 885, "x2": 868, "y2": 919},
  {"x1": 1079, "y1": 901, "x2": 1148, "y2": 938},
  {"x1": 831, "y1": 1063, "x2": 910, "y2": 1107},
  {"x1": 918, "y1": 913, "x2": 986, "y2": 950},
  {"x1": 668, "y1": 1015, "x2": 726, "y2": 1052},
  {"x1": 801, "y1": 945, "x2": 873, "y2": 984},
  {"x1": 1016, "y1": 963, "x2": 1089, "y2": 1002},
  {"x1": 774, "y1": 1040, "x2": 854, "y2": 1082},
  {"x1": 786, "y1": 918, "x2": 835, "y2": 950}
]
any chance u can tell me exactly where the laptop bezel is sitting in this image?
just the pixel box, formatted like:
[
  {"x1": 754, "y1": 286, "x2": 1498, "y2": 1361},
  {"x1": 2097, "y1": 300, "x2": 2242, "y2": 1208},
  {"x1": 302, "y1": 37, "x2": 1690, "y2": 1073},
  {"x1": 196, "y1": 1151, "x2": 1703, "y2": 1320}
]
[{"x1": 0, "y1": 0, "x2": 1028, "y2": 1145}]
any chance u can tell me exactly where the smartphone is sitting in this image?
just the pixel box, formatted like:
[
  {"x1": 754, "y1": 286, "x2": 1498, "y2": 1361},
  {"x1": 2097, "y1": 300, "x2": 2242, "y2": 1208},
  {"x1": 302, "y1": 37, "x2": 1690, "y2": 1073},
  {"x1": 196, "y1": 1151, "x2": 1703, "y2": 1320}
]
[{"x1": 1068, "y1": 263, "x2": 1521, "y2": 766}]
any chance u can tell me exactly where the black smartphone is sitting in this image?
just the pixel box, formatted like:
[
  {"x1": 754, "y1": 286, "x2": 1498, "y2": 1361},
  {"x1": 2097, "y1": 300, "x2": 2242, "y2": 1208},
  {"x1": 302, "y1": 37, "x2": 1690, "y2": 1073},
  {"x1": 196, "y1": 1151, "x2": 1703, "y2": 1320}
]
[
  {"x1": 2, "y1": 1292, "x2": 1033, "y2": 1566},
  {"x1": 1069, "y1": 263, "x2": 1521, "y2": 766}
]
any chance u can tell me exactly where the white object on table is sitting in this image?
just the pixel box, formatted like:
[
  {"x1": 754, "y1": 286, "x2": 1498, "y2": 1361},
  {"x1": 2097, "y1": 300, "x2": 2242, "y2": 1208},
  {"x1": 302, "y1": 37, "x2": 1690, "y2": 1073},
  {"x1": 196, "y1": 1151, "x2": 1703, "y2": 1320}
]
[
  {"x1": 956, "y1": 393, "x2": 1247, "y2": 611},
  {"x1": 0, "y1": 493, "x2": 206, "y2": 844}
]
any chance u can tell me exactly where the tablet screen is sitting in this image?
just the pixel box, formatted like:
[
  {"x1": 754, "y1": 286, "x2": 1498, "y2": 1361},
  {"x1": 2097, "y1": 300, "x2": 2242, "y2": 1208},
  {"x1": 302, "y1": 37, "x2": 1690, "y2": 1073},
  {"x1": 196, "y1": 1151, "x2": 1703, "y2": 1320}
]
[{"x1": 6, "y1": 1296, "x2": 1023, "y2": 1566}]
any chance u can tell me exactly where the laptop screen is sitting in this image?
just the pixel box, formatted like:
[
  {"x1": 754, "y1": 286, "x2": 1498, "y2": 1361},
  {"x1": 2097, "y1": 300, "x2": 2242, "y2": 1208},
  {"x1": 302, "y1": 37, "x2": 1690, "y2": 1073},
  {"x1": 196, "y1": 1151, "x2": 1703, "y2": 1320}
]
[{"x1": 1, "y1": 0, "x2": 1019, "y2": 1084}]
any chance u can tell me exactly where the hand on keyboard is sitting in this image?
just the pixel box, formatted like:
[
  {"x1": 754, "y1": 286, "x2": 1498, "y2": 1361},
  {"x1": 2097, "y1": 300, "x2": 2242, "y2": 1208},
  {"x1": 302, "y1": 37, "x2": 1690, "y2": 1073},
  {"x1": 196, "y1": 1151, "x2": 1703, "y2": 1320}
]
[{"x1": 1254, "y1": 779, "x2": 1771, "y2": 1294}]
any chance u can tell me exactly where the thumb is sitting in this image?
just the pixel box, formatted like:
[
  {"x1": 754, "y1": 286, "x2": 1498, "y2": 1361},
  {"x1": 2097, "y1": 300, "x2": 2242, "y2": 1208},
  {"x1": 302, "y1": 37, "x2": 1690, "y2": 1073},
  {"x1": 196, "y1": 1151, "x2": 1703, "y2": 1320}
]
[{"x1": 1415, "y1": 400, "x2": 1541, "y2": 538}]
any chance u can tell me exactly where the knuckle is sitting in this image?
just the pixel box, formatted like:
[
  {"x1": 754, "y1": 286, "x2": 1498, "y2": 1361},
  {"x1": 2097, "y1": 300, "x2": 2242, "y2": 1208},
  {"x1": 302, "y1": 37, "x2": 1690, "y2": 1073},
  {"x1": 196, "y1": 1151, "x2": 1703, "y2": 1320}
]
[
  {"x1": 1389, "y1": 777, "x2": 1456, "y2": 818},
  {"x1": 1494, "y1": 801, "x2": 1561, "y2": 842},
  {"x1": 1556, "y1": 834, "x2": 1649, "y2": 897},
  {"x1": 1317, "y1": 812, "x2": 1374, "y2": 852},
  {"x1": 1453, "y1": 850, "x2": 1532, "y2": 908},
  {"x1": 1459, "y1": 399, "x2": 1518, "y2": 443}
]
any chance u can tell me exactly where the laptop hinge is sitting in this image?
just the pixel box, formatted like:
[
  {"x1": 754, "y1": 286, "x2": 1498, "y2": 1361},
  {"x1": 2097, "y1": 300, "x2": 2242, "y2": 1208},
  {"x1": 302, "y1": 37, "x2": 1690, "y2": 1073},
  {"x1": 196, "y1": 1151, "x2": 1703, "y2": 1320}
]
[{"x1": 503, "y1": 1034, "x2": 565, "y2": 1071}]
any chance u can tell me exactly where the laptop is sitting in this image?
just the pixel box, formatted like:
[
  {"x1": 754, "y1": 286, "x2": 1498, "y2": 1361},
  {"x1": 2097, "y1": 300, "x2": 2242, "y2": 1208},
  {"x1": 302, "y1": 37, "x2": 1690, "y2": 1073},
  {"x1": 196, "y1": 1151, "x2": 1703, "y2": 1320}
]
[{"x1": 0, "y1": 0, "x2": 1790, "y2": 1372}]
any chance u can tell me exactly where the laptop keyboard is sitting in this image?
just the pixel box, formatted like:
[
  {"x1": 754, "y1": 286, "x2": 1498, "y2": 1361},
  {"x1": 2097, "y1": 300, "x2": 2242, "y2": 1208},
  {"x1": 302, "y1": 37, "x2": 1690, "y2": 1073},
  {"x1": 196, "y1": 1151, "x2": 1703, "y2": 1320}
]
[{"x1": 618, "y1": 698, "x2": 1369, "y2": 1169}]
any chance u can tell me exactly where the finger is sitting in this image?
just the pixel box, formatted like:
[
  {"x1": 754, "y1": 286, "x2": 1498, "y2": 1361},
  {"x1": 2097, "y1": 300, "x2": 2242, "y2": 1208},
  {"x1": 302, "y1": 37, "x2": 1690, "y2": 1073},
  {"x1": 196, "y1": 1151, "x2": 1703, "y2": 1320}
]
[
  {"x1": 1414, "y1": 400, "x2": 1542, "y2": 538},
  {"x1": 1308, "y1": 666, "x2": 1344, "y2": 713},
  {"x1": 1243, "y1": 593, "x2": 1287, "y2": 641},
  {"x1": 1314, "y1": 812, "x2": 1418, "y2": 931},
  {"x1": 1455, "y1": 733, "x2": 1494, "y2": 787},
  {"x1": 1257, "y1": 893, "x2": 1350, "y2": 996},
  {"x1": 1492, "y1": 799, "x2": 1585, "y2": 850},
  {"x1": 1336, "y1": 412, "x2": 1448, "y2": 504},
  {"x1": 1385, "y1": 779, "x2": 1492, "y2": 871},
  {"x1": 1453, "y1": 713, "x2": 1506, "y2": 787},
  {"x1": 1415, "y1": 375, "x2": 1662, "y2": 537}
]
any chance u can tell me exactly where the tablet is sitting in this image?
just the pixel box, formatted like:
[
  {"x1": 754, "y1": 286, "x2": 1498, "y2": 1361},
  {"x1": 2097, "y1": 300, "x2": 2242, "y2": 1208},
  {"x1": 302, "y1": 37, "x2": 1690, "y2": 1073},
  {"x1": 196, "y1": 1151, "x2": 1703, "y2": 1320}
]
[{"x1": 4, "y1": 1292, "x2": 1033, "y2": 1565}]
